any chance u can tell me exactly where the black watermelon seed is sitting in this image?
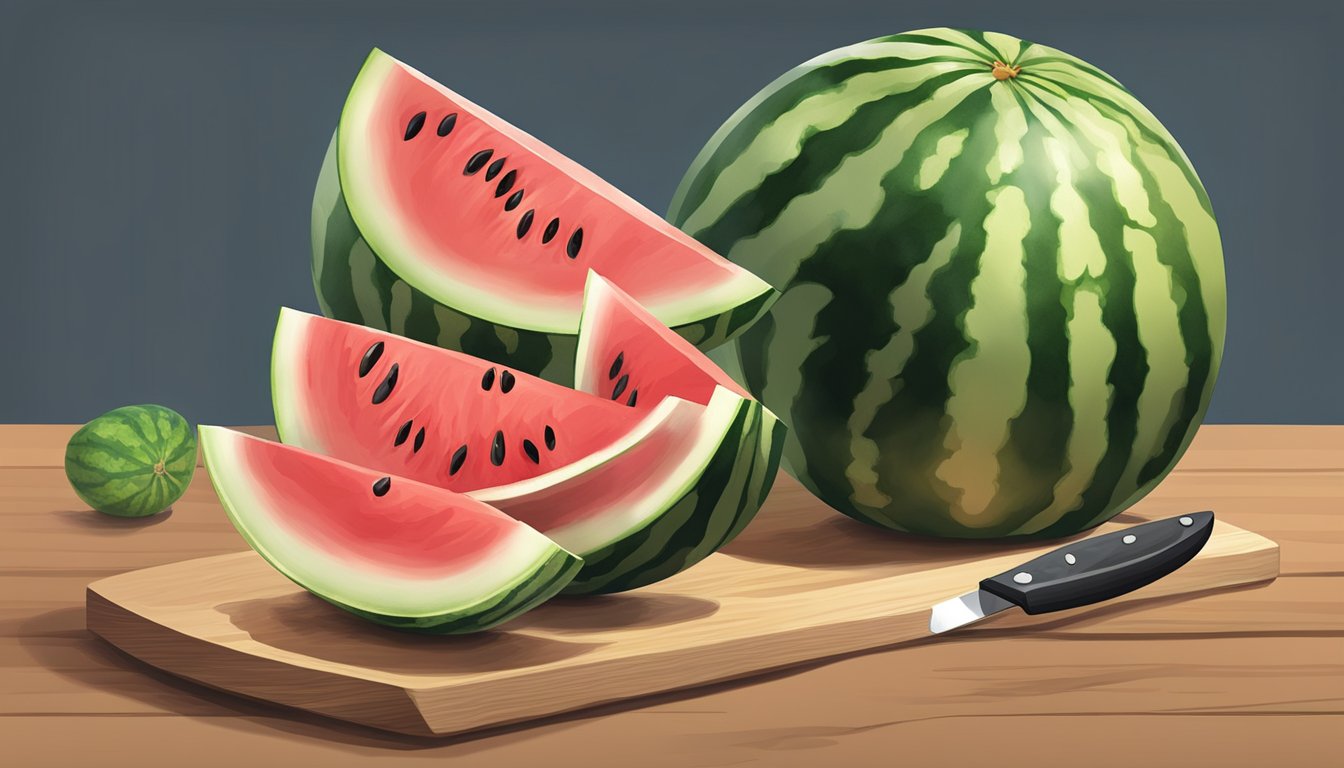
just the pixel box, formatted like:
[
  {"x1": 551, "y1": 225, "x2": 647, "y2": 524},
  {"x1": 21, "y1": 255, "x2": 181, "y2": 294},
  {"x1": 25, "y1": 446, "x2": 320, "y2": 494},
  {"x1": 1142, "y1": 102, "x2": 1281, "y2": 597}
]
[
  {"x1": 542, "y1": 217, "x2": 560, "y2": 244},
  {"x1": 485, "y1": 157, "x2": 506, "y2": 181},
  {"x1": 516, "y1": 209, "x2": 535, "y2": 238},
  {"x1": 627, "y1": 389, "x2": 638, "y2": 408},
  {"x1": 566, "y1": 228, "x2": 583, "y2": 259},
  {"x1": 372, "y1": 476, "x2": 392, "y2": 496},
  {"x1": 494, "y1": 170, "x2": 517, "y2": 198},
  {"x1": 609, "y1": 351, "x2": 623, "y2": 380},
  {"x1": 504, "y1": 189, "x2": 524, "y2": 211},
  {"x1": 500, "y1": 370, "x2": 516, "y2": 393},
  {"x1": 394, "y1": 419, "x2": 413, "y2": 446},
  {"x1": 491, "y1": 431, "x2": 505, "y2": 466},
  {"x1": 413, "y1": 427, "x2": 426, "y2": 453},
  {"x1": 358, "y1": 342, "x2": 384, "y2": 377},
  {"x1": 449, "y1": 445, "x2": 468, "y2": 475},
  {"x1": 522, "y1": 439, "x2": 540, "y2": 464},
  {"x1": 611, "y1": 373, "x2": 629, "y2": 400},
  {"x1": 464, "y1": 149, "x2": 493, "y2": 174},
  {"x1": 481, "y1": 367, "x2": 496, "y2": 391},
  {"x1": 372, "y1": 363, "x2": 399, "y2": 404},
  {"x1": 404, "y1": 111, "x2": 426, "y2": 140},
  {"x1": 544, "y1": 425, "x2": 556, "y2": 451},
  {"x1": 436, "y1": 112, "x2": 457, "y2": 136}
]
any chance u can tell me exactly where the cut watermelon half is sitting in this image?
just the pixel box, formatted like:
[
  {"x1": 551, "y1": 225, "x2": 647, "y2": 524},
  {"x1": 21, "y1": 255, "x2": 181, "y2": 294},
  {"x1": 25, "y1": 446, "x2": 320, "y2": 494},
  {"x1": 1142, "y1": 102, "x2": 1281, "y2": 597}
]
[
  {"x1": 311, "y1": 48, "x2": 775, "y2": 381},
  {"x1": 199, "y1": 426, "x2": 579, "y2": 633},
  {"x1": 272, "y1": 308, "x2": 780, "y2": 593}
]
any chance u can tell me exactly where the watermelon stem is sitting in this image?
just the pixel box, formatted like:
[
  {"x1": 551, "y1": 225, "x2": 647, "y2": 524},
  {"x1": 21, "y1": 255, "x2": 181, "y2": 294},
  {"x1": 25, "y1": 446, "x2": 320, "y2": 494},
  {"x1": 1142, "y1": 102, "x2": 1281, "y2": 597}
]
[{"x1": 991, "y1": 60, "x2": 1022, "y2": 80}]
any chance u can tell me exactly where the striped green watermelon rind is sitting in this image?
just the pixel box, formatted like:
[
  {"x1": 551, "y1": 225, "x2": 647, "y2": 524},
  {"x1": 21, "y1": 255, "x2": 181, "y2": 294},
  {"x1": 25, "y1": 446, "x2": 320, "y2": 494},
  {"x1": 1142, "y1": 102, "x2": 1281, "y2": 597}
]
[
  {"x1": 669, "y1": 28, "x2": 1226, "y2": 540},
  {"x1": 322, "y1": 546, "x2": 580, "y2": 634},
  {"x1": 561, "y1": 398, "x2": 785, "y2": 595},
  {"x1": 200, "y1": 426, "x2": 582, "y2": 634},
  {"x1": 64, "y1": 405, "x2": 196, "y2": 518}
]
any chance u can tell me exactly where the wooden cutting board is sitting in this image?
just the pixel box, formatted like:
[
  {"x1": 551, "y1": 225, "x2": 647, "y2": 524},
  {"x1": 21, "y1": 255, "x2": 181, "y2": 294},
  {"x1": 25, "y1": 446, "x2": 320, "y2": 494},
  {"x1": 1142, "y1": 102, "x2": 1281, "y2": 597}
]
[{"x1": 86, "y1": 476, "x2": 1279, "y2": 737}]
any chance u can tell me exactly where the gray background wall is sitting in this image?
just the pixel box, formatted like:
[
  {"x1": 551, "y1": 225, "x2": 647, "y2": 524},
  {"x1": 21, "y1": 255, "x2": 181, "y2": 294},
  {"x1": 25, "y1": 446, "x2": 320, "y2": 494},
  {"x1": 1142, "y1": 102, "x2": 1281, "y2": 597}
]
[{"x1": 1, "y1": 0, "x2": 1338, "y2": 426}]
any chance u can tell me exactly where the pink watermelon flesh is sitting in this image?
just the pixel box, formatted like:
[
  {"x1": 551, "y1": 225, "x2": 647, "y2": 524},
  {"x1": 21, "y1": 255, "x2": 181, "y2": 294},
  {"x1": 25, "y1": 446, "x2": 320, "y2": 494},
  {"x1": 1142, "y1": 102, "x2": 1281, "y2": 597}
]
[
  {"x1": 339, "y1": 49, "x2": 771, "y2": 334},
  {"x1": 273, "y1": 309, "x2": 644, "y2": 492},
  {"x1": 576, "y1": 272, "x2": 751, "y2": 409},
  {"x1": 471, "y1": 391, "x2": 722, "y2": 533},
  {"x1": 205, "y1": 428, "x2": 521, "y2": 575},
  {"x1": 199, "y1": 426, "x2": 578, "y2": 631}
]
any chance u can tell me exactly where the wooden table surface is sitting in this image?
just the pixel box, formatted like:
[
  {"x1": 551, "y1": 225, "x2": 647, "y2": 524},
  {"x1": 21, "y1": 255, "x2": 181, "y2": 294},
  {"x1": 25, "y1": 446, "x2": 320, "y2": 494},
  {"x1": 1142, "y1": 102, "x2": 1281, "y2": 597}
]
[{"x1": 2, "y1": 424, "x2": 1340, "y2": 767}]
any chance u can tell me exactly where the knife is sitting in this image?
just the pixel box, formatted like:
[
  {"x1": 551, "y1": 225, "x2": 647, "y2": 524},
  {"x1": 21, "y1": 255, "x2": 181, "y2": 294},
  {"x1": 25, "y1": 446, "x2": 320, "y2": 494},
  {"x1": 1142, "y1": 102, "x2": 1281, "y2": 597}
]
[{"x1": 929, "y1": 511, "x2": 1215, "y2": 634}]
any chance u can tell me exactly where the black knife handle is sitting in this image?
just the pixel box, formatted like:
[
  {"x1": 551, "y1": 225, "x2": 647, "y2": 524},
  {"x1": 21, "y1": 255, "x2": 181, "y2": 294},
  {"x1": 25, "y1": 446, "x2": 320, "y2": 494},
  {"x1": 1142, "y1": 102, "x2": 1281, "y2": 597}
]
[{"x1": 979, "y1": 511, "x2": 1215, "y2": 614}]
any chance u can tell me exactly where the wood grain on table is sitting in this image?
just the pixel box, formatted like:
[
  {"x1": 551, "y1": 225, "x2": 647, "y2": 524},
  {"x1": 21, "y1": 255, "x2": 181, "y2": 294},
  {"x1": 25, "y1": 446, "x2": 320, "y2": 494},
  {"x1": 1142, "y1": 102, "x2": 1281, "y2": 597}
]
[{"x1": 3, "y1": 425, "x2": 1341, "y2": 767}]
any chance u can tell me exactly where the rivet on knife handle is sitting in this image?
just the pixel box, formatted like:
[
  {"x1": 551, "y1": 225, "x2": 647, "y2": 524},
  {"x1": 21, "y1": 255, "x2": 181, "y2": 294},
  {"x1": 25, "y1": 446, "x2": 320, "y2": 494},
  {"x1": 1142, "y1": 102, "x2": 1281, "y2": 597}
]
[{"x1": 978, "y1": 511, "x2": 1215, "y2": 615}]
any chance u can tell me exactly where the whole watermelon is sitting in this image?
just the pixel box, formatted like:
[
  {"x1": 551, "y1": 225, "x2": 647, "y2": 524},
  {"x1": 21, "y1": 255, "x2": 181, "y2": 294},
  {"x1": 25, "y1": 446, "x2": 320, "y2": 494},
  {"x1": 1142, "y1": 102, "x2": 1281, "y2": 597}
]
[
  {"x1": 65, "y1": 405, "x2": 197, "y2": 517},
  {"x1": 669, "y1": 28, "x2": 1226, "y2": 539}
]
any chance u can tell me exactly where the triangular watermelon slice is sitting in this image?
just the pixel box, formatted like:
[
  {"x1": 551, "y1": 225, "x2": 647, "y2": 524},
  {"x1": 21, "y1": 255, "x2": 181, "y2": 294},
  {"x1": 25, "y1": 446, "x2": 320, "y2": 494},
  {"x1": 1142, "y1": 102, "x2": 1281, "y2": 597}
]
[
  {"x1": 272, "y1": 304, "x2": 783, "y2": 595},
  {"x1": 575, "y1": 271, "x2": 755, "y2": 408},
  {"x1": 199, "y1": 426, "x2": 579, "y2": 633},
  {"x1": 312, "y1": 48, "x2": 776, "y2": 381}
]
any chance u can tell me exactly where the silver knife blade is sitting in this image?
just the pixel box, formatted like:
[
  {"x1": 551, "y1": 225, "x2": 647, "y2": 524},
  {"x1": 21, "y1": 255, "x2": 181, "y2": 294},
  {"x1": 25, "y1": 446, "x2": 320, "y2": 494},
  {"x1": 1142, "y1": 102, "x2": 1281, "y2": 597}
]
[{"x1": 928, "y1": 588, "x2": 1016, "y2": 634}]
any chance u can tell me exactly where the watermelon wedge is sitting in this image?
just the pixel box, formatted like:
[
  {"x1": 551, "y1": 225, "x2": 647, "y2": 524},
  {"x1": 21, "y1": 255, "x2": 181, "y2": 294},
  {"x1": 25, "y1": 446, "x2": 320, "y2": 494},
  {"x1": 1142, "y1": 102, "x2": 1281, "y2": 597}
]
[
  {"x1": 274, "y1": 307, "x2": 645, "y2": 493},
  {"x1": 575, "y1": 271, "x2": 754, "y2": 409},
  {"x1": 272, "y1": 308, "x2": 781, "y2": 594},
  {"x1": 199, "y1": 426, "x2": 579, "y2": 633},
  {"x1": 312, "y1": 48, "x2": 776, "y2": 381}
]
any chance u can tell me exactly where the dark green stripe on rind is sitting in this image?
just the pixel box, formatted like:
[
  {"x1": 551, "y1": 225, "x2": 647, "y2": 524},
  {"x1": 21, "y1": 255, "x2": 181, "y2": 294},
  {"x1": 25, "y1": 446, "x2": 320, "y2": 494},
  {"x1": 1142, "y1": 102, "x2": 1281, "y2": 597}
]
[
  {"x1": 966, "y1": 102, "x2": 1073, "y2": 538},
  {"x1": 1023, "y1": 94, "x2": 1145, "y2": 539},
  {"x1": 562, "y1": 400, "x2": 784, "y2": 594},
  {"x1": 338, "y1": 547, "x2": 582, "y2": 634},
  {"x1": 670, "y1": 54, "x2": 983, "y2": 222},
  {"x1": 685, "y1": 68, "x2": 974, "y2": 261},
  {"x1": 725, "y1": 410, "x2": 787, "y2": 545}
]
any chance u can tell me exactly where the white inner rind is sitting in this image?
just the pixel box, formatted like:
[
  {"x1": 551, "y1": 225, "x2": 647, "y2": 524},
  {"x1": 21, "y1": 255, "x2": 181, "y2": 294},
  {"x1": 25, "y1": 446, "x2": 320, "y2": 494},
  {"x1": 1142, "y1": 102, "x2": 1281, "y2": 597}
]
[
  {"x1": 337, "y1": 49, "x2": 771, "y2": 334},
  {"x1": 470, "y1": 387, "x2": 746, "y2": 554},
  {"x1": 270, "y1": 308, "x2": 323, "y2": 453},
  {"x1": 199, "y1": 426, "x2": 565, "y2": 619},
  {"x1": 571, "y1": 269, "x2": 611, "y2": 393}
]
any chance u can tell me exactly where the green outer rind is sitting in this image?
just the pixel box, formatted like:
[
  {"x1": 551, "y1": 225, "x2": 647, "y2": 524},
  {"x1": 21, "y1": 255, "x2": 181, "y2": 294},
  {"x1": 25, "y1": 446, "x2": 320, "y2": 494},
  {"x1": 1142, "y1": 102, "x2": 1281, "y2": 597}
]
[
  {"x1": 63, "y1": 405, "x2": 196, "y2": 518},
  {"x1": 201, "y1": 429, "x2": 582, "y2": 635},
  {"x1": 668, "y1": 27, "x2": 1226, "y2": 540},
  {"x1": 562, "y1": 400, "x2": 785, "y2": 595},
  {"x1": 335, "y1": 548, "x2": 581, "y2": 634},
  {"x1": 313, "y1": 122, "x2": 775, "y2": 382}
]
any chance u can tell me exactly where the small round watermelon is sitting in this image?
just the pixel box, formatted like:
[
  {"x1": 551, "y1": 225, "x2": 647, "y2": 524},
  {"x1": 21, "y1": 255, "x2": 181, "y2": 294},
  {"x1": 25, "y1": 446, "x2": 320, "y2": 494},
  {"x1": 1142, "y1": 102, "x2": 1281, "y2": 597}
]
[
  {"x1": 65, "y1": 405, "x2": 197, "y2": 518},
  {"x1": 669, "y1": 28, "x2": 1227, "y2": 539}
]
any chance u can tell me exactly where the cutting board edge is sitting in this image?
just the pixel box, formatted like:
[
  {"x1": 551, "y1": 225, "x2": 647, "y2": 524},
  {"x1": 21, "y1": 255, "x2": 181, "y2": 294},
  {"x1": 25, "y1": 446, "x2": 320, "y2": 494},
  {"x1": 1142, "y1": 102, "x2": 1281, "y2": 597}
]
[{"x1": 85, "y1": 586, "x2": 441, "y2": 737}]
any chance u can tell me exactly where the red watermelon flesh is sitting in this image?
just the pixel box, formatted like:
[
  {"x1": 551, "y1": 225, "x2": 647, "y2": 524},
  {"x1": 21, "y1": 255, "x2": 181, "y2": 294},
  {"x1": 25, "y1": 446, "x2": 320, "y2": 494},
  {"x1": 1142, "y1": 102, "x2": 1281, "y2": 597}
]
[
  {"x1": 575, "y1": 272, "x2": 751, "y2": 409},
  {"x1": 199, "y1": 426, "x2": 579, "y2": 632},
  {"x1": 338, "y1": 49, "x2": 772, "y2": 335},
  {"x1": 272, "y1": 308, "x2": 643, "y2": 492}
]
